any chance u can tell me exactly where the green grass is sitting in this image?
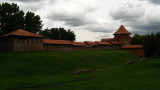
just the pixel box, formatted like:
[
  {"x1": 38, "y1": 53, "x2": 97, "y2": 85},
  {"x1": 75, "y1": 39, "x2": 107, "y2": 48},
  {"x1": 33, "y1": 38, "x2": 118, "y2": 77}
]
[
  {"x1": 0, "y1": 50, "x2": 159, "y2": 90},
  {"x1": 49, "y1": 58, "x2": 160, "y2": 90}
]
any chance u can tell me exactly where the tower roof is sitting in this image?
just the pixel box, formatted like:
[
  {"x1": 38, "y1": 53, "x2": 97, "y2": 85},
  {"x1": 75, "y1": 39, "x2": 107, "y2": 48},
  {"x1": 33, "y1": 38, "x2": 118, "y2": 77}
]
[
  {"x1": 113, "y1": 25, "x2": 131, "y2": 35},
  {"x1": 1, "y1": 29, "x2": 44, "y2": 38}
]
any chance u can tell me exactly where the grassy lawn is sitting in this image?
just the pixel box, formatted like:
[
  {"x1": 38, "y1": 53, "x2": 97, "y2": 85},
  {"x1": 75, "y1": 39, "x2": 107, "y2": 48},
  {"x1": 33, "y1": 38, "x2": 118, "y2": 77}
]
[
  {"x1": 0, "y1": 50, "x2": 159, "y2": 90},
  {"x1": 49, "y1": 58, "x2": 160, "y2": 90}
]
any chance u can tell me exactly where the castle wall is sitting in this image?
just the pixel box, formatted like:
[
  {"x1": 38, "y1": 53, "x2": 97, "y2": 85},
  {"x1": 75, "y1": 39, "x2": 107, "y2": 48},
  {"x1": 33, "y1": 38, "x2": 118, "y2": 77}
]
[
  {"x1": 0, "y1": 37, "x2": 145, "y2": 58},
  {"x1": 114, "y1": 35, "x2": 131, "y2": 45},
  {"x1": 43, "y1": 44, "x2": 122, "y2": 51},
  {"x1": 0, "y1": 37, "x2": 43, "y2": 52},
  {"x1": 43, "y1": 44, "x2": 74, "y2": 51},
  {"x1": 123, "y1": 48, "x2": 145, "y2": 57},
  {"x1": 13, "y1": 37, "x2": 43, "y2": 52},
  {"x1": 0, "y1": 38, "x2": 14, "y2": 52},
  {"x1": 110, "y1": 45, "x2": 122, "y2": 50}
]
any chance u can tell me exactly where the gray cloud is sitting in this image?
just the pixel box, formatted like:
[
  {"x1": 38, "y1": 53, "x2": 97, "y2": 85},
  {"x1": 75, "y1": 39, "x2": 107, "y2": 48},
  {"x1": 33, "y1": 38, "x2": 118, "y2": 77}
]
[
  {"x1": 140, "y1": 25, "x2": 160, "y2": 32},
  {"x1": 85, "y1": 23, "x2": 114, "y2": 33},
  {"x1": 149, "y1": 0, "x2": 160, "y2": 4},
  {"x1": 7, "y1": 0, "x2": 57, "y2": 11},
  {"x1": 132, "y1": 7, "x2": 160, "y2": 33},
  {"x1": 109, "y1": 2, "x2": 160, "y2": 35},
  {"x1": 110, "y1": 3, "x2": 145, "y2": 21},
  {"x1": 48, "y1": 12, "x2": 94, "y2": 27},
  {"x1": 47, "y1": 3, "x2": 97, "y2": 27},
  {"x1": 9, "y1": 0, "x2": 57, "y2": 4},
  {"x1": 140, "y1": 0, "x2": 160, "y2": 4},
  {"x1": 133, "y1": 22, "x2": 160, "y2": 33},
  {"x1": 10, "y1": 0, "x2": 43, "y2": 3},
  {"x1": 123, "y1": 18, "x2": 160, "y2": 35},
  {"x1": 20, "y1": 3, "x2": 43, "y2": 11}
]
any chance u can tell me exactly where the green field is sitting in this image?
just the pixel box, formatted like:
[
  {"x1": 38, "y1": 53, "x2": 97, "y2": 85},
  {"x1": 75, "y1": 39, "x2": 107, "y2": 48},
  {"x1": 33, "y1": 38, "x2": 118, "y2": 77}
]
[{"x1": 0, "y1": 50, "x2": 160, "y2": 90}]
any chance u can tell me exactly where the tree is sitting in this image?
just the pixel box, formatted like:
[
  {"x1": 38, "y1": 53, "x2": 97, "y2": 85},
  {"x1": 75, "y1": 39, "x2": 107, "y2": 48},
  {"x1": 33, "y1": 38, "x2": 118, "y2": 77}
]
[
  {"x1": 0, "y1": 2, "x2": 43, "y2": 35},
  {"x1": 155, "y1": 32, "x2": 160, "y2": 56},
  {"x1": 131, "y1": 34, "x2": 143, "y2": 45},
  {"x1": 66, "y1": 29, "x2": 76, "y2": 42},
  {"x1": 131, "y1": 33, "x2": 158, "y2": 57},
  {"x1": 40, "y1": 28, "x2": 76, "y2": 41},
  {"x1": 25, "y1": 11, "x2": 43, "y2": 34},
  {"x1": 39, "y1": 28, "x2": 51, "y2": 39},
  {"x1": 0, "y1": 2, "x2": 23, "y2": 35},
  {"x1": 143, "y1": 34, "x2": 156, "y2": 57},
  {"x1": 11, "y1": 11, "x2": 25, "y2": 30},
  {"x1": 50, "y1": 28, "x2": 60, "y2": 39}
]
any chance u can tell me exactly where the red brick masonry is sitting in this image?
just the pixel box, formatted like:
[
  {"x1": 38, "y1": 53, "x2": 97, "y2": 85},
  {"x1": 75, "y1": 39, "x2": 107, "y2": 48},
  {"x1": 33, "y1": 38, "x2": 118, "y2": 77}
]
[{"x1": 0, "y1": 25, "x2": 145, "y2": 57}]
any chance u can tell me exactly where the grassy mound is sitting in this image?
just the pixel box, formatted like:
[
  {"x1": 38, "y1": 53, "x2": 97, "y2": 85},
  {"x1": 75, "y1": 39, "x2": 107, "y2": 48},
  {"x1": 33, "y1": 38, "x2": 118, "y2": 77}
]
[
  {"x1": 51, "y1": 58, "x2": 160, "y2": 90},
  {"x1": 0, "y1": 50, "x2": 139, "y2": 89}
]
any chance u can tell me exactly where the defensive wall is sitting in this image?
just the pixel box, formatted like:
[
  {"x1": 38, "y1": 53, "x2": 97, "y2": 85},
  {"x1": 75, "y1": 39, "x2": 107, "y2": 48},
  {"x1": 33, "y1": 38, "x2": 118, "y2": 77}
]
[{"x1": 0, "y1": 25, "x2": 145, "y2": 57}]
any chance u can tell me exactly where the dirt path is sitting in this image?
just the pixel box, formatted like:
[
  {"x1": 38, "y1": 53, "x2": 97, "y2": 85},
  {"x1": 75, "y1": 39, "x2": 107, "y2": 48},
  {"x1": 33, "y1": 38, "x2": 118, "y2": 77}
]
[{"x1": 9, "y1": 77, "x2": 93, "y2": 90}]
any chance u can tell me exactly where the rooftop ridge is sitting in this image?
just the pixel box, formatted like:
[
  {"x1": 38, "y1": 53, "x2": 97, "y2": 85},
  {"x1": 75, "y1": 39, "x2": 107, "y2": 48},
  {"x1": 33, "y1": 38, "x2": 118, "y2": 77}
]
[
  {"x1": 113, "y1": 25, "x2": 131, "y2": 35},
  {"x1": 1, "y1": 29, "x2": 44, "y2": 38}
]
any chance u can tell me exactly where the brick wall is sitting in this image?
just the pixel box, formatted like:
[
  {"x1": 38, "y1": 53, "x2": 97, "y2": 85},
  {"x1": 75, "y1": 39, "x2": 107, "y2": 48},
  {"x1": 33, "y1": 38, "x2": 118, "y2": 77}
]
[
  {"x1": 123, "y1": 48, "x2": 145, "y2": 57},
  {"x1": 114, "y1": 35, "x2": 131, "y2": 45},
  {"x1": 0, "y1": 37, "x2": 44, "y2": 52},
  {"x1": 0, "y1": 38, "x2": 14, "y2": 52},
  {"x1": 43, "y1": 44, "x2": 122, "y2": 51},
  {"x1": 0, "y1": 37, "x2": 144, "y2": 58},
  {"x1": 13, "y1": 37, "x2": 43, "y2": 52}
]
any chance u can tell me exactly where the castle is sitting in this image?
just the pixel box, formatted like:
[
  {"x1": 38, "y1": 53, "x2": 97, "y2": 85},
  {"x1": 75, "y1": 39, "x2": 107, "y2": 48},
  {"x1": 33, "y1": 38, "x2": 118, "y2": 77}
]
[{"x1": 0, "y1": 25, "x2": 145, "y2": 57}]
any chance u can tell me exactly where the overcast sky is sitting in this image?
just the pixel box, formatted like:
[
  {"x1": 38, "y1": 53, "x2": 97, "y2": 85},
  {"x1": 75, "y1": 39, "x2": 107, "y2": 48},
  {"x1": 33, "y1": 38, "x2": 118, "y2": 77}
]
[{"x1": 1, "y1": 0, "x2": 160, "y2": 41}]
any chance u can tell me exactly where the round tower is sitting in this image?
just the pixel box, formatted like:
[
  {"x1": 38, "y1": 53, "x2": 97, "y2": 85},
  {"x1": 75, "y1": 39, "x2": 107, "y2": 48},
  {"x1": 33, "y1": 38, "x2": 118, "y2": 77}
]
[{"x1": 113, "y1": 25, "x2": 131, "y2": 45}]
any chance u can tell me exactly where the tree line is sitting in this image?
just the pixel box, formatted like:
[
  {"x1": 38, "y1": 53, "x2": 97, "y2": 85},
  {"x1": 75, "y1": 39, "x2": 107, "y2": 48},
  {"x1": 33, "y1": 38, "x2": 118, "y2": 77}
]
[
  {"x1": 0, "y1": 2, "x2": 42, "y2": 35},
  {"x1": 131, "y1": 32, "x2": 160, "y2": 57},
  {"x1": 39, "y1": 28, "x2": 76, "y2": 41},
  {"x1": 0, "y1": 2, "x2": 76, "y2": 41}
]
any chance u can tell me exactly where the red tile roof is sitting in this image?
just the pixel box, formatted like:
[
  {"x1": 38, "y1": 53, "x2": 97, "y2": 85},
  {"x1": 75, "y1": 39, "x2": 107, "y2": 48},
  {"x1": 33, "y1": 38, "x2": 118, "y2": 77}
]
[
  {"x1": 95, "y1": 41, "x2": 112, "y2": 45},
  {"x1": 101, "y1": 38, "x2": 114, "y2": 42},
  {"x1": 122, "y1": 45, "x2": 143, "y2": 49},
  {"x1": 73, "y1": 42, "x2": 88, "y2": 46},
  {"x1": 113, "y1": 25, "x2": 131, "y2": 35},
  {"x1": 84, "y1": 41, "x2": 99, "y2": 45},
  {"x1": 110, "y1": 41, "x2": 121, "y2": 45},
  {"x1": 1, "y1": 29, "x2": 44, "y2": 38},
  {"x1": 43, "y1": 39, "x2": 73, "y2": 45}
]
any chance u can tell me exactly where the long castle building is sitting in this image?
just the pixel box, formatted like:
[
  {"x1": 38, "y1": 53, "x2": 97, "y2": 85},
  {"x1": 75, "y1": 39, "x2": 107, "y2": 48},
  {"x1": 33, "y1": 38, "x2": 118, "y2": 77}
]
[{"x1": 0, "y1": 25, "x2": 145, "y2": 57}]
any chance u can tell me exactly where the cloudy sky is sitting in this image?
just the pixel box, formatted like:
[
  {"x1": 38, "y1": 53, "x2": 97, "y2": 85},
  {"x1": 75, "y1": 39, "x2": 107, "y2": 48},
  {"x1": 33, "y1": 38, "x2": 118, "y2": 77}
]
[{"x1": 1, "y1": 0, "x2": 160, "y2": 41}]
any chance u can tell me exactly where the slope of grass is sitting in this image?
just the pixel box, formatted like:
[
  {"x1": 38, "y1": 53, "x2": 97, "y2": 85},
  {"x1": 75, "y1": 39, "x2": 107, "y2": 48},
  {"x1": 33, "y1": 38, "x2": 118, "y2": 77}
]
[
  {"x1": 50, "y1": 58, "x2": 160, "y2": 90},
  {"x1": 0, "y1": 50, "x2": 139, "y2": 89}
]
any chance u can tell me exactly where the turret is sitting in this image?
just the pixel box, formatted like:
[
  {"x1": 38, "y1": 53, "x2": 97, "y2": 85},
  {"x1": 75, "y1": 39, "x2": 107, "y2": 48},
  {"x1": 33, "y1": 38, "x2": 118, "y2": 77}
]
[{"x1": 113, "y1": 25, "x2": 131, "y2": 45}]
